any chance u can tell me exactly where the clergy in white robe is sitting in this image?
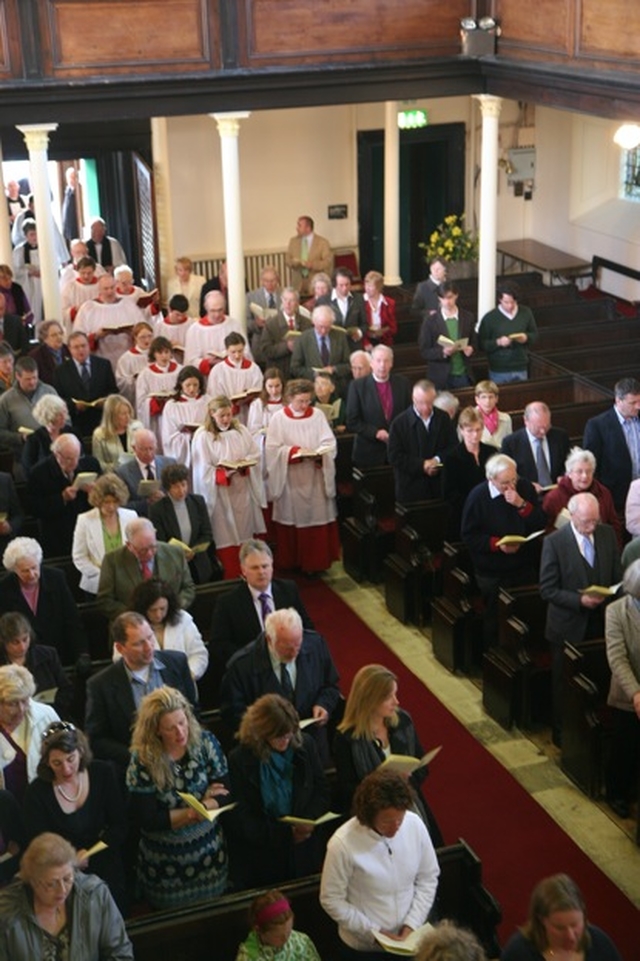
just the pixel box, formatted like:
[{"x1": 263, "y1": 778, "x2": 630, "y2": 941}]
[
  {"x1": 12, "y1": 221, "x2": 43, "y2": 327},
  {"x1": 207, "y1": 333, "x2": 263, "y2": 426},
  {"x1": 265, "y1": 378, "x2": 339, "y2": 574},
  {"x1": 191, "y1": 396, "x2": 265, "y2": 579},
  {"x1": 161, "y1": 366, "x2": 209, "y2": 472},
  {"x1": 135, "y1": 337, "x2": 182, "y2": 451},
  {"x1": 74, "y1": 274, "x2": 142, "y2": 372},
  {"x1": 115, "y1": 321, "x2": 154, "y2": 406}
]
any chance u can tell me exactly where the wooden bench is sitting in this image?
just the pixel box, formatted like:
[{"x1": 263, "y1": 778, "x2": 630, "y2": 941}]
[
  {"x1": 431, "y1": 542, "x2": 484, "y2": 675},
  {"x1": 341, "y1": 465, "x2": 396, "y2": 583},
  {"x1": 126, "y1": 839, "x2": 501, "y2": 961},
  {"x1": 533, "y1": 317, "x2": 640, "y2": 352},
  {"x1": 384, "y1": 499, "x2": 451, "y2": 625},
  {"x1": 560, "y1": 639, "x2": 611, "y2": 799}
]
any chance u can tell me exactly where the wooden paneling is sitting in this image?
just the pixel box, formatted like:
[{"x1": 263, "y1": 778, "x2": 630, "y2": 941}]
[
  {"x1": 496, "y1": 0, "x2": 573, "y2": 57},
  {"x1": 238, "y1": 0, "x2": 466, "y2": 67},
  {"x1": 0, "y1": 0, "x2": 23, "y2": 79},
  {"x1": 579, "y1": 0, "x2": 640, "y2": 62},
  {"x1": 41, "y1": 0, "x2": 219, "y2": 77}
]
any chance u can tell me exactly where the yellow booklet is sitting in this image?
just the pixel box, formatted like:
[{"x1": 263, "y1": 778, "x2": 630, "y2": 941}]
[
  {"x1": 580, "y1": 583, "x2": 622, "y2": 598},
  {"x1": 279, "y1": 811, "x2": 342, "y2": 827},
  {"x1": 373, "y1": 922, "x2": 435, "y2": 955},
  {"x1": 168, "y1": 538, "x2": 210, "y2": 554},
  {"x1": 71, "y1": 396, "x2": 107, "y2": 408},
  {"x1": 219, "y1": 457, "x2": 258, "y2": 470},
  {"x1": 496, "y1": 530, "x2": 544, "y2": 546},
  {"x1": 378, "y1": 745, "x2": 442, "y2": 776},
  {"x1": 17, "y1": 425, "x2": 34, "y2": 435},
  {"x1": 291, "y1": 445, "x2": 333, "y2": 459},
  {"x1": 85, "y1": 840, "x2": 108, "y2": 859},
  {"x1": 178, "y1": 793, "x2": 237, "y2": 823}
]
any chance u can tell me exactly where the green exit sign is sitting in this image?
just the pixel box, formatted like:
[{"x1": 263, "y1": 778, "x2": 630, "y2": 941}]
[{"x1": 398, "y1": 109, "x2": 428, "y2": 130}]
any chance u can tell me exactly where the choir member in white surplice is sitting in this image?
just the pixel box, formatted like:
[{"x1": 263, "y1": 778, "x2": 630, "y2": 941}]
[
  {"x1": 153, "y1": 294, "x2": 196, "y2": 363},
  {"x1": 247, "y1": 367, "x2": 285, "y2": 503},
  {"x1": 114, "y1": 264, "x2": 159, "y2": 323},
  {"x1": 161, "y1": 366, "x2": 209, "y2": 474},
  {"x1": 207, "y1": 332, "x2": 263, "y2": 426},
  {"x1": 265, "y1": 378, "x2": 339, "y2": 574},
  {"x1": 135, "y1": 336, "x2": 182, "y2": 451},
  {"x1": 60, "y1": 256, "x2": 101, "y2": 336},
  {"x1": 184, "y1": 290, "x2": 251, "y2": 371},
  {"x1": 191, "y1": 395, "x2": 265, "y2": 579},
  {"x1": 115, "y1": 321, "x2": 154, "y2": 407},
  {"x1": 74, "y1": 273, "x2": 142, "y2": 373}
]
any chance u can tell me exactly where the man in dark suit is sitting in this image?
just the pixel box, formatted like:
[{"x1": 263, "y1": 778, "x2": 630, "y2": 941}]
[
  {"x1": 411, "y1": 257, "x2": 447, "y2": 314},
  {"x1": 0, "y1": 293, "x2": 29, "y2": 356},
  {"x1": 52, "y1": 330, "x2": 117, "y2": 435},
  {"x1": 540, "y1": 491, "x2": 622, "y2": 744},
  {"x1": 97, "y1": 516, "x2": 195, "y2": 621},
  {"x1": 85, "y1": 610, "x2": 197, "y2": 774},
  {"x1": 211, "y1": 539, "x2": 313, "y2": 668},
  {"x1": 418, "y1": 281, "x2": 476, "y2": 389},
  {"x1": 501, "y1": 401, "x2": 570, "y2": 493},
  {"x1": 346, "y1": 345, "x2": 412, "y2": 468},
  {"x1": 61, "y1": 166, "x2": 81, "y2": 245},
  {"x1": 256, "y1": 287, "x2": 312, "y2": 378},
  {"x1": 27, "y1": 433, "x2": 101, "y2": 557},
  {"x1": 583, "y1": 377, "x2": 640, "y2": 515},
  {"x1": 220, "y1": 607, "x2": 340, "y2": 762},
  {"x1": 115, "y1": 427, "x2": 176, "y2": 516},
  {"x1": 387, "y1": 378, "x2": 457, "y2": 504},
  {"x1": 149, "y1": 462, "x2": 217, "y2": 584},
  {"x1": 0, "y1": 470, "x2": 23, "y2": 554},
  {"x1": 322, "y1": 267, "x2": 366, "y2": 350},
  {"x1": 291, "y1": 304, "x2": 352, "y2": 397}
]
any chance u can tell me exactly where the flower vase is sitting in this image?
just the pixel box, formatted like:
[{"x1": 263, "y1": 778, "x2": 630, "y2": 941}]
[{"x1": 446, "y1": 260, "x2": 478, "y2": 280}]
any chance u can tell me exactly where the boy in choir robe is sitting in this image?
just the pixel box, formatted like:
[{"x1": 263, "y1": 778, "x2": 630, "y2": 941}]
[{"x1": 135, "y1": 336, "x2": 182, "y2": 451}]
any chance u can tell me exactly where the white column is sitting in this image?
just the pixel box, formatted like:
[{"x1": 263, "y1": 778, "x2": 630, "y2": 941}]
[
  {"x1": 16, "y1": 123, "x2": 62, "y2": 322},
  {"x1": 383, "y1": 101, "x2": 402, "y2": 286},
  {"x1": 472, "y1": 95, "x2": 502, "y2": 321},
  {"x1": 151, "y1": 118, "x2": 175, "y2": 298},
  {"x1": 211, "y1": 112, "x2": 250, "y2": 332},
  {"x1": 0, "y1": 140, "x2": 12, "y2": 266}
]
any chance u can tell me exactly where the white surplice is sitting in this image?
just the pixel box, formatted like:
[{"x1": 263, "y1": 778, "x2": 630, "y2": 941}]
[
  {"x1": 135, "y1": 360, "x2": 183, "y2": 450},
  {"x1": 74, "y1": 296, "x2": 143, "y2": 372},
  {"x1": 207, "y1": 358, "x2": 264, "y2": 425},
  {"x1": 161, "y1": 394, "x2": 210, "y2": 469},
  {"x1": 115, "y1": 346, "x2": 150, "y2": 406}
]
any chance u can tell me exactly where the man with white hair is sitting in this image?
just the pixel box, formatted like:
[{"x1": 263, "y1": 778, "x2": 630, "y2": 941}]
[
  {"x1": 97, "y1": 516, "x2": 195, "y2": 621},
  {"x1": 220, "y1": 606, "x2": 340, "y2": 749},
  {"x1": 346, "y1": 345, "x2": 411, "y2": 468},
  {"x1": 184, "y1": 289, "x2": 250, "y2": 372},
  {"x1": 115, "y1": 427, "x2": 176, "y2": 515},
  {"x1": 74, "y1": 273, "x2": 143, "y2": 372},
  {"x1": 86, "y1": 217, "x2": 127, "y2": 273},
  {"x1": 27, "y1": 432, "x2": 101, "y2": 557},
  {"x1": 290, "y1": 304, "x2": 351, "y2": 397},
  {"x1": 349, "y1": 350, "x2": 371, "y2": 380}
]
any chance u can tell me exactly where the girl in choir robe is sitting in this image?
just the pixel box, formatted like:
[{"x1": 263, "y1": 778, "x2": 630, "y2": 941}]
[
  {"x1": 161, "y1": 366, "x2": 209, "y2": 474},
  {"x1": 60, "y1": 256, "x2": 100, "y2": 337},
  {"x1": 153, "y1": 293, "x2": 196, "y2": 364},
  {"x1": 191, "y1": 394, "x2": 265, "y2": 579},
  {"x1": 135, "y1": 336, "x2": 182, "y2": 451},
  {"x1": 247, "y1": 368, "x2": 285, "y2": 539},
  {"x1": 265, "y1": 378, "x2": 339, "y2": 575},
  {"x1": 115, "y1": 321, "x2": 154, "y2": 407},
  {"x1": 207, "y1": 332, "x2": 263, "y2": 426}
]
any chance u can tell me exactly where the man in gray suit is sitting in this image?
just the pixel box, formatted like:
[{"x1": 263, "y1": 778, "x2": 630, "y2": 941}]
[
  {"x1": 97, "y1": 516, "x2": 195, "y2": 621},
  {"x1": 540, "y1": 491, "x2": 622, "y2": 744},
  {"x1": 290, "y1": 304, "x2": 351, "y2": 397},
  {"x1": 245, "y1": 265, "x2": 282, "y2": 359},
  {"x1": 256, "y1": 287, "x2": 312, "y2": 378},
  {"x1": 115, "y1": 427, "x2": 176, "y2": 515}
]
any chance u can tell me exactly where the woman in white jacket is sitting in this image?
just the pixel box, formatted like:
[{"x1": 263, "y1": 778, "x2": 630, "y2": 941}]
[
  {"x1": 0, "y1": 664, "x2": 59, "y2": 801},
  {"x1": 72, "y1": 473, "x2": 138, "y2": 595}
]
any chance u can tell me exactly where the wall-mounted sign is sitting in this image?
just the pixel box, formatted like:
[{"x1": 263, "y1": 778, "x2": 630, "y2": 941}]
[
  {"x1": 398, "y1": 109, "x2": 428, "y2": 129},
  {"x1": 328, "y1": 204, "x2": 348, "y2": 220}
]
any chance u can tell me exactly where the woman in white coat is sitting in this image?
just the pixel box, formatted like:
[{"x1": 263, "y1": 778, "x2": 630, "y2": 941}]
[
  {"x1": 0, "y1": 664, "x2": 59, "y2": 801},
  {"x1": 72, "y1": 473, "x2": 138, "y2": 595}
]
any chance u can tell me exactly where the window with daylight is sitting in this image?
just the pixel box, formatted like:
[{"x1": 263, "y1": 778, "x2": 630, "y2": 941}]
[{"x1": 621, "y1": 147, "x2": 640, "y2": 201}]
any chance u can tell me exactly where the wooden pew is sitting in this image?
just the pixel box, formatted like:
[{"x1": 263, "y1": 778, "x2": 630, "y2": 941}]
[
  {"x1": 431, "y1": 542, "x2": 484, "y2": 674},
  {"x1": 560, "y1": 639, "x2": 611, "y2": 799},
  {"x1": 126, "y1": 840, "x2": 502, "y2": 961},
  {"x1": 533, "y1": 317, "x2": 640, "y2": 352},
  {"x1": 190, "y1": 578, "x2": 244, "y2": 711},
  {"x1": 384, "y1": 499, "x2": 451, "y2": 625},
  {"x1": 341, "y1": 465, "x2": 396, "y2": 583}
]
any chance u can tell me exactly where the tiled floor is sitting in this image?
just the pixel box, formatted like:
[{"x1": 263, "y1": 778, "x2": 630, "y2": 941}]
[{"x1": 323, "y1": 563, "x2": 640, "y2": 909}]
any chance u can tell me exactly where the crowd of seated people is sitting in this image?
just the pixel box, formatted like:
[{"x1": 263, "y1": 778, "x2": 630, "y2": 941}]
[{"x1": 0, "y1": 237, "x2": 634, "y2": 959}]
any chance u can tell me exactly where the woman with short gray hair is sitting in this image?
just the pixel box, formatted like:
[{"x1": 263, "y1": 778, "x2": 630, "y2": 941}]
[
  {"x1": 21, "y1": 393, "x2": 78, "y2": 478},
  {"x1": 543, "y1": 446, "x2": 621, "y2": 544}
]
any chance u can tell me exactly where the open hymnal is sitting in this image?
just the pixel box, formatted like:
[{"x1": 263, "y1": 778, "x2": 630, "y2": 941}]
[
  {"x1": 137, "y1": 479, "x2": 161, "y2": 497},
  {"x1": 230, "y1": 389, "x2": 261, "y2": 403},
  {"x1": 250, "y1": 303, "x2": 278, "y2": 322},
  {"x1": 291, "y1": 445, "x2": 333, "y2": 459},
  {"x1": 137, "y1": 289, "x2": 158, "y2": 309},
  {"x1": 316, "y1": 401, "x2": 342, "y2": 424},
  {"x1": 168, "y1": 538, "x2": 210, "y2": 555},
  {"x1": 178, "y1": 793, "x2": 237, "y2": 823},
  {"x1": 71, "y1": 472, "x2": 98, "y2": 490},
  {"x1": 299, "y1": 717, "x2": 320, "y2": 730},
  {"x1": 580, "y1": 583, "x2": 622, "y2": 598},
  {"x1": 33, "y1": 687, "x2": 57, "y2": 704},
  {"x1": 17, "y1": 425, "x2": 34, "y2": 435},
  {"x1": 279, "y1": 811, "x2": 342, "y2": 827},
  {"x1": 71, "y1": 397, "x2": 107, "y2": 408},
  {"x1": 507, "y1": 332, "x2": 526, "y2": 340},
  {"x1": 298, "y1": 306, "x2": 312, "y2": 320},
  {"x1": 219, "y1": 456, "x2": 258, "y2": 471},
  {"x1": 554, "y1": 507, "x2": 571, "y2": 529},
  {"x1": 496, "y1": 530, "x2": 544, "y2": 547},
  {"x1": 373, "y1": 922, "x2": 435, "y2": 956},
  {"x1": 437, "y1": 334, "x2": 468, "y2": 350},
  {"x1": 378, "y1": 745, "x2": 442, "y2": 776}
]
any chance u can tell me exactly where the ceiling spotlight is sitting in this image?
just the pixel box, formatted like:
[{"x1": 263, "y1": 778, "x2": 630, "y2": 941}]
[
  {"x1": 478, "y1": 16, "x2": 497, "y2": 29},
  {"x1": 613, "y1": 124, "x2": 640, "y2": 150},
  {"x1": 460, "y1": 17, "x2": 477, "y2": 29}
]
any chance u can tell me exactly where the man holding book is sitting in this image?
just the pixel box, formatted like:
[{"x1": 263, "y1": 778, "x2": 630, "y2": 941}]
[
  {"x1": 418, "y1": 281, "x2": 476, "y2": 389},
  {"x1": 501, "y1": 401, "x2": 570, "y2": 494}
]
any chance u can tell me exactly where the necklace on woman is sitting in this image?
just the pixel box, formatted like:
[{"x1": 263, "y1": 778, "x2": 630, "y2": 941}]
[{"x1": 56, "y1": 773, "x2": 83, "y2": 802}]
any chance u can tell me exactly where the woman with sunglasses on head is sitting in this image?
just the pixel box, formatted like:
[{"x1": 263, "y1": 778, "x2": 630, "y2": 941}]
[
  {"x1": 23, "y1": 722, "x2": 127, "y2": 914},
  {"x1": 0, "y1": 831, "x2": 133, "y2": 961}
]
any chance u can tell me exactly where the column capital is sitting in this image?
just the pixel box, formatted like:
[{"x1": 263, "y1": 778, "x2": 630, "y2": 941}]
[
  {"x1": 210, "y1": 112, "x2": 251, "y2": 138},
  {"x1": 472, "y1": 95, "x2": 503, "y2": 119},
  {"x1": 16, "y1": 123, "x2": 59, "y2": 151}
]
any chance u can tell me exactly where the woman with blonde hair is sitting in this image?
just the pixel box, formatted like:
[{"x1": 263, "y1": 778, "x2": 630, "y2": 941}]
[
  {"x1": 126, "y1": 686, "x2": 230, "y2": 909},
  {"x1": 227, "y1": 693, "x2": 329, "y2": 889},
  {"x1": 474, "y1": 379, "x2": 512, "y2": 449},
  {"x1": 0, "y1": 664, "x2": 59, "y2": 801},
  {"x1": 334, "y1": 664, "x2": 442, "y2": 844},
  {"x1": 91, "y1": 394, "x2": 143, "y2": 471},
  {"x1": 191, "y1": 394, "x2": 265, "y2": 579},
  {"x1": 166, "y1": 255, "x2": 206, "y2": 319},
  {"x1": 362, "y1": 269, "x2": 397, "y2": 349},
  {"x1": 443, "y1": 406, "x2": 494, "y2": 540},
  {"x1": 71, "y1": 472, "x2": 137, "y2": 595}
]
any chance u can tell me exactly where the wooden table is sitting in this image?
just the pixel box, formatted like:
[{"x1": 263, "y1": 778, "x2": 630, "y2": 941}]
[{"x1": 497, "y1": 239, "x2": 591, "y2": 282}]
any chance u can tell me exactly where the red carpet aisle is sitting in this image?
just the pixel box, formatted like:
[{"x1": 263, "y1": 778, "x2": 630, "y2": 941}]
[{"x1": 297, "y1": 577, "x2": 640, "y2": 956}]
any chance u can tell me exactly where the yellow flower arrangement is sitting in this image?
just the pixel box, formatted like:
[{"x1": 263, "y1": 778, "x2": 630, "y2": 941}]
[{"x1": 419, "y1": 214, "x2": 478, "y2": 263}]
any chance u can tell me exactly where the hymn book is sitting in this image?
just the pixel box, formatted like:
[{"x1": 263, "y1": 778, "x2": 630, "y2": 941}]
[
  {"x1": 580, "y1": 583, "x2": 622, "y2": 598},
  {"x1": 279, "y1": 811, "x2": 342, "y2": 827},
  {"x1": 373, "y1": 922, "x2": 435, "y2": 956},
  {"x1": 437, "y1": 334, "x2": 469, "y2": 350},
  {"x1": 71, "y1": 472, "x2": 98, "y2": 490},
  {"x1": 168, "y1": 538, "x2": 211, "y2": 555},
  {"x1": 496, "y1": 530, "x2": 544, "y2": 547},
  {"x1": 178, "y1": 793, "x2": 237, "y2": 822},
  {"x1": 378, "y1": 745, "x2": 442, "y2": 776}
]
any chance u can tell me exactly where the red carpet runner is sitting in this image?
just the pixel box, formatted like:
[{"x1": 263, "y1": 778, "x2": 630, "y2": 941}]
[{"x1": 297, "y1": 577, "x2": 640, "y2": 954}]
